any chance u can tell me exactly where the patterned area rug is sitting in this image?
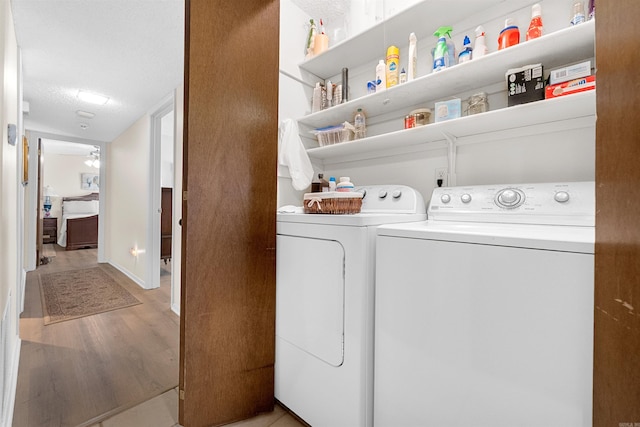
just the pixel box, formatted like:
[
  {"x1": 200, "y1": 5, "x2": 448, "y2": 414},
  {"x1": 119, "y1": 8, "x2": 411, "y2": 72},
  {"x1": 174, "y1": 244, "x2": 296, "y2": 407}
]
[{"x1": 39, "y1": 267, "x2": 141, "y2": 325}]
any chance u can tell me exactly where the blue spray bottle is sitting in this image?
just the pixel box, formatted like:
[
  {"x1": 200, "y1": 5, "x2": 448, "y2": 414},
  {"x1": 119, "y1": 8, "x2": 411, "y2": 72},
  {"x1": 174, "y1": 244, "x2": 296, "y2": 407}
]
[
  {"x1": 458, "y1": 35, "x2": 473, "y2": 63},
  {"x1": 432, "y1": 26, "x2": 451, "y2": 72}
]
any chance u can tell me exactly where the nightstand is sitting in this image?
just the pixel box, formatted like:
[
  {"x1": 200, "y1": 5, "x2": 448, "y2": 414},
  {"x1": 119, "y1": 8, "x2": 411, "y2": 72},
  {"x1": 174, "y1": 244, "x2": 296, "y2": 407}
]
[{"x1": 43, "y1": 217, "x2": 57, "y2": 244}]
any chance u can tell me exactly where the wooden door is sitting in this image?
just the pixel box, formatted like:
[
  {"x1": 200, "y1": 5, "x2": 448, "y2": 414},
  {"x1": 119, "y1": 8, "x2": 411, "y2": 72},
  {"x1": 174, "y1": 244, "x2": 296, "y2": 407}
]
[
  {"x1": 180, "y1": 1, "x2": 279, "y2": 426},
  {"x1": 594, "y1": 0, "x2": 640, "y2": 423}
]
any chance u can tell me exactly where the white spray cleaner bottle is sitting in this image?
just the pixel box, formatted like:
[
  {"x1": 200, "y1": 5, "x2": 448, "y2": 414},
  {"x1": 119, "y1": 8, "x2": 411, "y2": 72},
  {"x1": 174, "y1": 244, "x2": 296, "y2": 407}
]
[{"x1": 473, "y1": 25, "x2": 489, "y2": 59}]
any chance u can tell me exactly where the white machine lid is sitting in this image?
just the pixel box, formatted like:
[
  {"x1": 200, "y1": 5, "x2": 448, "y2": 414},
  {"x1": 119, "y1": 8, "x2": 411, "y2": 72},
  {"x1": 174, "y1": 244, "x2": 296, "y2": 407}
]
[
  {"x1": 277, "y1": 185, "x2": 427, "y2": 226},
  {"x1": 377, "y1": 221, "x2": 594, "y2": 253}
]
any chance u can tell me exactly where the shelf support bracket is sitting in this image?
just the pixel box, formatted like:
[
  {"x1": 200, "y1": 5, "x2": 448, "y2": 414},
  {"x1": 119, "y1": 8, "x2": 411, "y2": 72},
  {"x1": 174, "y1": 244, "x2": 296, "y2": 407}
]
[{"x1": 441, "y1": 131, "x2": 457, "y2": 187}]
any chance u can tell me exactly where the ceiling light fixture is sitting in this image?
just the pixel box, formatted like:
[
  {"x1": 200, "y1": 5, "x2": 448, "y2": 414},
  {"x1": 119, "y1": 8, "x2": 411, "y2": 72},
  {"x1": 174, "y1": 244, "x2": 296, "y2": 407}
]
[
  {"x1": 84, "y1": 146, "x2": 100, "y2": 168},
  {"x1": 76, "y1": 110, "x2": 95, "y2": 119},
  {"x1": 77, "y1": 90, "x2": 109, "y2": 105}
]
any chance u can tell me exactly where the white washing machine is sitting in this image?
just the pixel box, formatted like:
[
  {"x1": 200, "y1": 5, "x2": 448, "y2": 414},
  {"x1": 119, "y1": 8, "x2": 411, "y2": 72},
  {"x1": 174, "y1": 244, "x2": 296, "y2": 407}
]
[
  {"x1": 374, "y1": 182, "x2": 595, "y2": 427},
  {"x1": 276, "y1": 185, "x2": 426, "y2": 427}
]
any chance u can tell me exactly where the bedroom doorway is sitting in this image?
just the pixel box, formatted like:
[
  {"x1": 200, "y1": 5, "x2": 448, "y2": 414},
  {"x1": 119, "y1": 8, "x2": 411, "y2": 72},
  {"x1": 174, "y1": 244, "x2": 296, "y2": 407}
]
[
  {"x1": 37, "y1": 137, "x2": 106, "y2": 267},
  {"x1": 149, "y1": 94, "x2": 181, "y2": 315}
]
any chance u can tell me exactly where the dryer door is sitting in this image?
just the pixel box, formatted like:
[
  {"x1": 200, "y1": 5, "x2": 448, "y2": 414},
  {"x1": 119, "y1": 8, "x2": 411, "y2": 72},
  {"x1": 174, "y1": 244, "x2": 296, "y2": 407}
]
[{"x1": 276, "y1": 235, "x2": 344, "y2": 366}]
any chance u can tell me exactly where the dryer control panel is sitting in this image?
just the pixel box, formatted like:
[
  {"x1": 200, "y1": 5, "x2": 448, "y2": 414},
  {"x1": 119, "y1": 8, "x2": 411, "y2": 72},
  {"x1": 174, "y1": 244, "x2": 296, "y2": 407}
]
[
  {"x1": 428, "y1": 181, "x2": 594, "y2": 226},
  {"x1": 356, "y1": 185, "x2": 426, "y2": 214}
]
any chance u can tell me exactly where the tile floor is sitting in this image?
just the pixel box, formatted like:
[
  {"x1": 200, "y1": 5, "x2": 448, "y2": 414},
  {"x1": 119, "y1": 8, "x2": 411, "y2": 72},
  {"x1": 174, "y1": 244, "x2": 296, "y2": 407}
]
[{"x1": 90, "y1": 388, "x2": 306, "y2": 427}]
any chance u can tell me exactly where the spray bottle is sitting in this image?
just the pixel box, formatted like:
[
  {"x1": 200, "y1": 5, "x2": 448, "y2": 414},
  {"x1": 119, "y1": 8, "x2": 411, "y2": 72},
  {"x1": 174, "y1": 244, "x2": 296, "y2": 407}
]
[
  {"x1": 432, "y1": 27, "x2": 450, "y2": 72},
  {"x1": 473, "y1": 25, "x2": 488, "y2": 59},
  {"x1": 458, "y1": 35, "x2": 473, "y2": 63}
]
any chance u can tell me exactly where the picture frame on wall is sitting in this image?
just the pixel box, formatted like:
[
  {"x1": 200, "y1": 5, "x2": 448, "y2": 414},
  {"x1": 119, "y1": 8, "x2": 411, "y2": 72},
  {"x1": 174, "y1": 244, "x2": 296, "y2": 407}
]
[{"x1": 81, "y1": 173, "x2": 99, "y2": 190}]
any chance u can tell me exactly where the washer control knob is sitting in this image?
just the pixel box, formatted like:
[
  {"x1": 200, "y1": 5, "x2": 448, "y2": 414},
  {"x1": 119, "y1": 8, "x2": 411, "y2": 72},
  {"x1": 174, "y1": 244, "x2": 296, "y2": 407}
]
[
  {"x1": 378, "y1": 190, "x2": 388, "y2": 199},
  {"x1": 392, "y1": 190, "x2": 402, "y2": 199},
  {"x1": 441, "y1": 194, "x2": 451, "y2": 204},
  {"x1": 554, "y1": 191, "x2": 570, "y2": 203},
  {"x1": 500, "y1": 189, "x2": 518, "y2": 204},
  {"x1": 461, "y1": 194, "x2": 472, "y2": 204}
]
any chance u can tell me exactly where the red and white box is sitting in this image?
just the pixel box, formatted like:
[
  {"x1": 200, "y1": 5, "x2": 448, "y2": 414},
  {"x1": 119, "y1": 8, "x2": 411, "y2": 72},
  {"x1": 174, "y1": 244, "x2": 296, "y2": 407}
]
[{"x1": 545, "y1": 75, "x2": 596, "y2": 99}]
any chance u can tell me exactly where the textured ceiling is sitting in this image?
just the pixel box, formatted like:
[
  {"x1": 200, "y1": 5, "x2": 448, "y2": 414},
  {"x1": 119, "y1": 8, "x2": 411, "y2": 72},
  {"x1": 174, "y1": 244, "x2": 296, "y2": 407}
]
[{"x1": 11, "y1": 0, "x2": 184, "y2": 143}]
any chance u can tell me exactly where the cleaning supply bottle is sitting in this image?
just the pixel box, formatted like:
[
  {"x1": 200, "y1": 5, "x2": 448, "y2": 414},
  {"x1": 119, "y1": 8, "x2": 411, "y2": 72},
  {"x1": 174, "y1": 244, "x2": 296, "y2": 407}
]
[
  {"x1": 386, "y1": 46, "x2": 400, "y2": 87},
  {"x1": 399, "y1": 68, "x2": 407, "y2": 84},
  {"x1": 354, "y1": 108, "x2": 366, "y2": 139},
  {"x1": 458, "y1": 35, "x2": 473, "y2": 63},
  {"x1": 498, "y1": 18, "x2": 520, "y2": 50},
  {"x1": 329, "y1": 176, "x2": 337, "y2": 192},
  {"x1": 432, "y1": 27, "x2": 449, "y2": 72},
  {"x1": 313, "y1": 19, "x2": 329, "y2": 55},
  {"x1": 305, "y1": 19, "x2": 317, "y2": 59},
  {"x1": 443, "y1": 27, "x2": 457, "y2": 67},
  {"x1": 473, "y1": 25, "x2": 488, "y2": 59},
  {"x1": 375, "y1": 60, "x2": 386, "y2": 92},
  {"x1": 571, "y1": 2, "x2": 586, "y2": 25},
  {"x1": 526, "y1": 4, "x2": 543, "y2": 41},
  {"x1": 408, "y1": 32, "x2": 417, "y2": 81}
]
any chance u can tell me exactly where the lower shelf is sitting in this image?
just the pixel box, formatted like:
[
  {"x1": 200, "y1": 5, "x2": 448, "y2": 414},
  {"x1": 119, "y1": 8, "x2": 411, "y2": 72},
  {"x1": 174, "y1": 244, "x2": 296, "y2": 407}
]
[{"x1": 306, "y1": 90, "x2": 596, "y2": 164}]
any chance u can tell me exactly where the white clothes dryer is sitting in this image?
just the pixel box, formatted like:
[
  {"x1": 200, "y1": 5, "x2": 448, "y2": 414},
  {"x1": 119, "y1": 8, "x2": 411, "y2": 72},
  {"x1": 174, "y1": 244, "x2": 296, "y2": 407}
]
[
  {"x1": 276, "y1": 185, "x2": 426, "y2": 427},
  {"x1": 374, "y1": 182, "x2": 595, "y2": 427}
]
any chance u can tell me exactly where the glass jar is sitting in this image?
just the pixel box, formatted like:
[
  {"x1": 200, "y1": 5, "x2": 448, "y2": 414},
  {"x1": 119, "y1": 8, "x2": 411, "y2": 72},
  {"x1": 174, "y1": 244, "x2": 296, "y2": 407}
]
[{"x1": 466, "y1": 92, "x2": 489, "y2": 115}]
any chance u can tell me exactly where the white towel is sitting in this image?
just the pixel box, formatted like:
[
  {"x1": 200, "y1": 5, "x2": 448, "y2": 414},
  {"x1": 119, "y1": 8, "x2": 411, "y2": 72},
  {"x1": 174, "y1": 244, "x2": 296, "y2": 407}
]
[{"x1": 278, "y1": 118, "x2": 314, "y2": 191}]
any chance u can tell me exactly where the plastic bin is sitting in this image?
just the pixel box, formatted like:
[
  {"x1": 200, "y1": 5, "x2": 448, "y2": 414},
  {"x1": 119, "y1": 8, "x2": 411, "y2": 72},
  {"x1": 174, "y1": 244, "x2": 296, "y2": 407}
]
[{"x1": 310, "y1": 122, "x2": 355, "y2": 147}]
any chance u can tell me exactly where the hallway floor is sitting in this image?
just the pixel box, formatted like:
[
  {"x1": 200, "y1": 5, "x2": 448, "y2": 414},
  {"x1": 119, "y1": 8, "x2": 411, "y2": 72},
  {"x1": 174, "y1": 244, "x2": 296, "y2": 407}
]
[{"x1": 13, "y1": 247, "x2": 305, "y2": 427}]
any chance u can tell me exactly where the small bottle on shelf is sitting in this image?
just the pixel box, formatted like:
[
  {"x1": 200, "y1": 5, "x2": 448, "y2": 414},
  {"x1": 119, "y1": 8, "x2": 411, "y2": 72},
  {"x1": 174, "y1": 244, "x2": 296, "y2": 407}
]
[
  {"x1": 354, "y1": 108, "x2": 366, "y2": 139},
  {"x1": 526, "y1": 3, "x2": 543, "y2": 41},
  {"x1": 329, "y1": 176, "x2": 337, "y2": 192},
  {"x1": 319, "y1": 173, "x2": 330, "y2": 192}
]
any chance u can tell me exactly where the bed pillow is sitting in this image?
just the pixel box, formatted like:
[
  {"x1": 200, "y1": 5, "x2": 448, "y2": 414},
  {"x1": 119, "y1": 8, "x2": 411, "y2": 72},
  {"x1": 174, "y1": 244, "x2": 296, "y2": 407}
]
[{"x1": 63, "y1": 200, "x2": 99, "y2": 215}]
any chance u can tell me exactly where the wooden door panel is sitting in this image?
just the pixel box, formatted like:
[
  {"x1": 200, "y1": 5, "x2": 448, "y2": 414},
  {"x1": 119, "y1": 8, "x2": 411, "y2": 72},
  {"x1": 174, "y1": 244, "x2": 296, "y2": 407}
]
[{"x1": 180, "y1": 1, "x2": 279, "y2": 426}]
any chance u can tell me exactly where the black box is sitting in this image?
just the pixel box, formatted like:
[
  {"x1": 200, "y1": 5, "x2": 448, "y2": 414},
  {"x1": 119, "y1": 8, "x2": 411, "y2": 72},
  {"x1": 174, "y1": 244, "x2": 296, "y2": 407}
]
[{"x1": 506, "y1": 64, "x2": 545, "y2": 106}]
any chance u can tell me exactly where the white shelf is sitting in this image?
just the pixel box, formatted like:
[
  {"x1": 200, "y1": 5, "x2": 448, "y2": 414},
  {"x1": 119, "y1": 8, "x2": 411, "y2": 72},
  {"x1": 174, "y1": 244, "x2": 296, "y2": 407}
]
[
  {"x1": 298, "y1": 0, "x2": 533, "y2": 79},
  {"x1": 298, "y1": 19, "x2": 595, "y2": 130},
  {"x1": 306, "y1": 90, "x2": 596, "y2": 163}
]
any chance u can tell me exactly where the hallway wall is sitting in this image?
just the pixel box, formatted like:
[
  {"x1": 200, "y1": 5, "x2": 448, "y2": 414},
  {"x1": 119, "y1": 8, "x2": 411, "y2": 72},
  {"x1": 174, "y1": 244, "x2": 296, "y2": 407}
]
[{"x1": 105, "y1": 114, "x2": 151, "y2": 286}]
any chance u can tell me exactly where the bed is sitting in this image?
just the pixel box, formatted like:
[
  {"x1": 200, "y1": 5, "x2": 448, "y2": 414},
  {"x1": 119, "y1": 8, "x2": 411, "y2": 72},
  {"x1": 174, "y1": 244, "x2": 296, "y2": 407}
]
[{"x1": 57, "y1": 193, "x2": 99, "y2": 250}]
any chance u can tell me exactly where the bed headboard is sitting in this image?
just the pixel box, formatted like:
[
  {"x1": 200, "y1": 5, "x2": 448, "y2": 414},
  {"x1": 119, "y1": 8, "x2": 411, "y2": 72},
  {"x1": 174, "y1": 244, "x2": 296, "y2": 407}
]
[
  {"x1": 62, "y1": 193, "x2": 99, "y2": 203},
  {"x1": 62, "y1": 193, "x2": 100, "y2": 216}
]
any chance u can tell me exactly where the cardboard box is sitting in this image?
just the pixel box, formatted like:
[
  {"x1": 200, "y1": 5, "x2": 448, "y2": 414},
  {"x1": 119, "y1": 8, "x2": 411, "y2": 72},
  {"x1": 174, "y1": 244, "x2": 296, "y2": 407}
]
[
  {"x1": 545, "y1": 75, "x2": 596, "y2": 99},
  {"x1": 549, "y1": 60, "x2": 591, "y2": 85},
  {"x1": 506, "y1": 64, "x2": 545, "y2": 106},
  {"x1": 434, "y1": 98, "x2": 461, "y2": 122}
]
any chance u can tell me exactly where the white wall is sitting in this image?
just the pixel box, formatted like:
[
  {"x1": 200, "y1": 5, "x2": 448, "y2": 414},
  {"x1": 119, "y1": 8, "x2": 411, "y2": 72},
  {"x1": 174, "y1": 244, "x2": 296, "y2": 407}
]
[
  {"x1": 106, "y1": 115, "x2": 150, "y2": 286},
  {"x1": 279, "y1": 0, "x2": 595, "y2": 208},
  {"x1": 0, "y1": 2, "x2": 22, "y2": 425}
]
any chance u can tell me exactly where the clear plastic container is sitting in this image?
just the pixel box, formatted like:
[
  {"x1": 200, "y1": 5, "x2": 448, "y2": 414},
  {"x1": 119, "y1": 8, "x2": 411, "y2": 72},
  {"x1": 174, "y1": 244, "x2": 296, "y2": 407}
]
[
  {"x1": 466, "y1": 92, "x2": 489, "y2": 115},
  {"x1": 311, "y1": 122, "x2": 354, "y2": 146}
]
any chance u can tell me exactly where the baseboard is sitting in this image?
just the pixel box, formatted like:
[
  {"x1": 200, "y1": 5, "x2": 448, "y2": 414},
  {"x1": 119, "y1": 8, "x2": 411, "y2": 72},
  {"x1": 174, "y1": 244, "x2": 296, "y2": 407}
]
[
  {"x1": 171, "y1": 302, "x2": 180, "y2": 316},
  {"x1": 107, "y1": 260, "x2": 146, "y2": 289},
  {"x1": 2, "y1": 339, "x2": 20, "y2": 427}
]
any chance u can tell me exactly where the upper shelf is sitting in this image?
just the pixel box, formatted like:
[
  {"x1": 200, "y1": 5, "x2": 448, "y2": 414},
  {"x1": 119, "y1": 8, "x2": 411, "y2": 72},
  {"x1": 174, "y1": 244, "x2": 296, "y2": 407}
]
[
  {"x1": 305, "y1": 90, "x2": 596, "y2": 163},
  {"x1": 297, "y1": 20, "x2": 595, "y2": 130},
  {"x1": 299, "y1": 0, "x2": 533, "y2": 79}
]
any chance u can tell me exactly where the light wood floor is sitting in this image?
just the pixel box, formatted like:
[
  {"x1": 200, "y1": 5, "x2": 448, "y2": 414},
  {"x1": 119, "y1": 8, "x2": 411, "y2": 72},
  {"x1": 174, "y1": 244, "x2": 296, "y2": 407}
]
[{"x1": 13, "y1": 247, "x2": 179, "y2": 427}]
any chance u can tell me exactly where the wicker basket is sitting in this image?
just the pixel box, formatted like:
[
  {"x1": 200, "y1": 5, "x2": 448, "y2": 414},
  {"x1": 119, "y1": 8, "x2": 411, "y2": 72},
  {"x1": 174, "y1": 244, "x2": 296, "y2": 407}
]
[{"x1": 303, "y1": 191, "x2": 363, "y2": 214}]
